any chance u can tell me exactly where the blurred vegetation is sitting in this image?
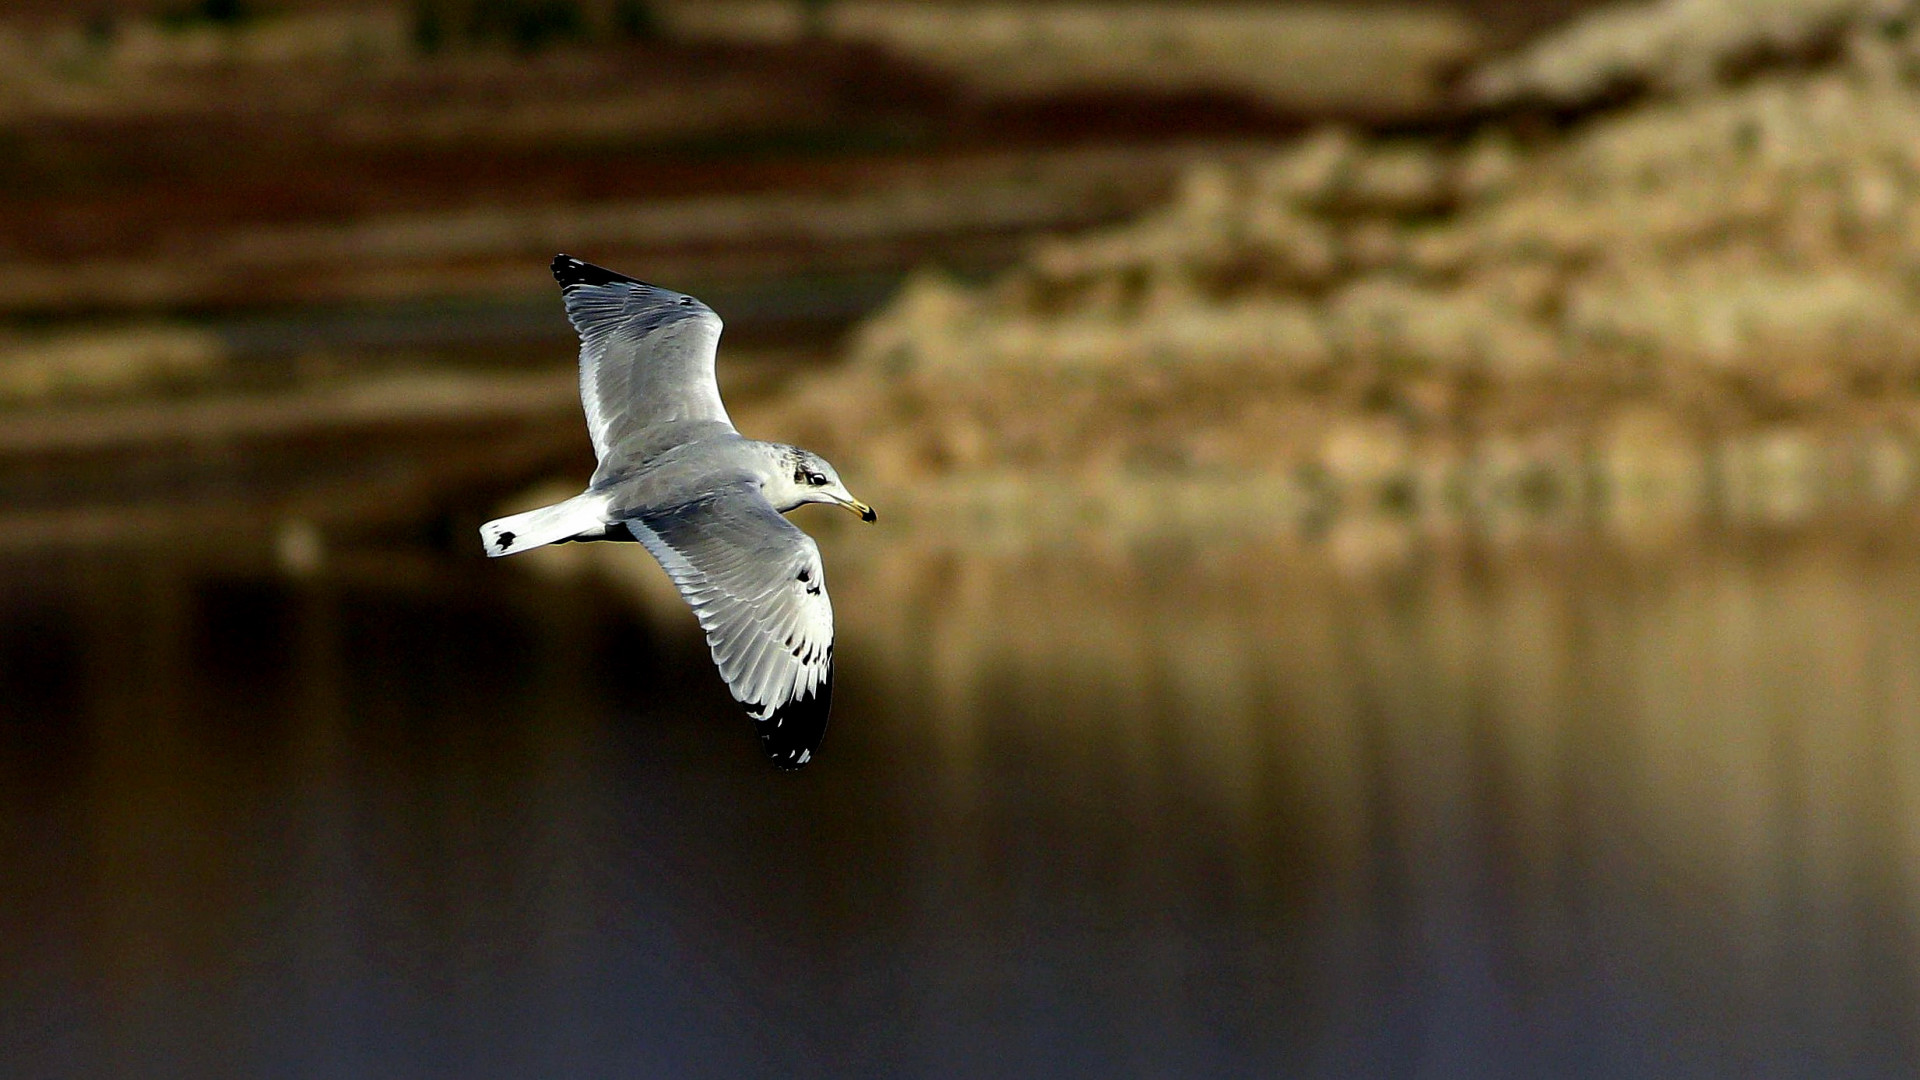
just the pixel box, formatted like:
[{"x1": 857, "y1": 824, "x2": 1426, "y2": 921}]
[
  {"x1": 411, "y1": 0, "x2": 655, "y2": 53},
  {"x1": 156, "y1": 0, "x2": 254, "y2": 31}
]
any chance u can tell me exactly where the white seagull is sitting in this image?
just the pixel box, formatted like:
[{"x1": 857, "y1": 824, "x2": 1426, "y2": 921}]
[{"x1": 482, "y1": 255, "x2": 876, "y2": 769}]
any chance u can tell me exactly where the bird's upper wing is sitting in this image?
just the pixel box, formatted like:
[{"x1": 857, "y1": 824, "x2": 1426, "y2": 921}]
[
  {"x1": 552, "y1": 254, "x2": 733, "y2": 466},
  {"x1": 624, "y1": 482, "x2": 834, "y2": 769}
]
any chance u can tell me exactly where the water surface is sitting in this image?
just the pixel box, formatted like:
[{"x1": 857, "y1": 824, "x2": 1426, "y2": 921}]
[{"x1": 2, "y1": 532, "x2": 1917, "y2": 1077}]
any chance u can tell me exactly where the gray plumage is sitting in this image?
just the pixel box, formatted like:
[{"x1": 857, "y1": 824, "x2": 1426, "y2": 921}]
[{"x1": 481, "y1": 255, "x2": 875, "y2": 769}]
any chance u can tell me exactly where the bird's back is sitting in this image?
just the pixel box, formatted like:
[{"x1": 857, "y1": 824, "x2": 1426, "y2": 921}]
[
  {"x1": 590, "y1": 418, "x2": 740, "y2": 487},
  {"x1": 597, "y1": 430, "x2": 767, "y2": 518}
]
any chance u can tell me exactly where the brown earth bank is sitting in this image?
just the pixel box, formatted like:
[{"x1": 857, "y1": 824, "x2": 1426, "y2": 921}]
[{"x1": 0, "y1": 2, "x2": 1529, "y2": 318}]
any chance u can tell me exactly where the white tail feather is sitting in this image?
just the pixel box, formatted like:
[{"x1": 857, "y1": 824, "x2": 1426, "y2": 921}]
[{"x1": 480, "y1": 494, "x2": 610, "y2": 557}]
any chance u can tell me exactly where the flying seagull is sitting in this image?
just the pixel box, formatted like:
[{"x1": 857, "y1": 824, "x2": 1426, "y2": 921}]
[{"x1": 482, "y1": 255, "x2": 876, "y2": 769}]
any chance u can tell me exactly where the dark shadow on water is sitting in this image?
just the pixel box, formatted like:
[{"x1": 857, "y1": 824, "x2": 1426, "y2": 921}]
[{"x1": 1, "y1": 536, "x2": 1918, "y2": 1078}]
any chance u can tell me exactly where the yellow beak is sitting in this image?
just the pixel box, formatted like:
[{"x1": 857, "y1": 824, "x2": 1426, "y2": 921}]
[{"x1": 841, "y1": 497, "x2": 877, "y2": 522}]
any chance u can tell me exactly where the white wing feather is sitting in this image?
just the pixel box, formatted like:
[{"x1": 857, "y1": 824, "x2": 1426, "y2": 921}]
[
  {"x1": 553, "y1": 255, "x2": 732, "y2": 467},
  {"x1": 624, "y1": 483, "x2": 834, "y2": 768}
]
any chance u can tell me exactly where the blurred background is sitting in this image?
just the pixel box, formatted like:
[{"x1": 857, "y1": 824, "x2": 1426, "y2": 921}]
[{"x1": 4, "y1": 0, "x2": 1920, "y2": 1075}]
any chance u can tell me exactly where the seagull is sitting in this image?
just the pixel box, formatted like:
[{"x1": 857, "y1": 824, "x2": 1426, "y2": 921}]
[{"x1": 482, "y1": 255, "x2": 876, "y2": 770}]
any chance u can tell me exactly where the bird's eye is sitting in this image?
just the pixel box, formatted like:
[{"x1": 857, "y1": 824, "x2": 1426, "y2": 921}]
[
  {"x1": 678, "y1": 296, "x2": 692, "y2": 306},
  {"x1": 807, "y1": 472, "x2": 828, "y2": 486}
]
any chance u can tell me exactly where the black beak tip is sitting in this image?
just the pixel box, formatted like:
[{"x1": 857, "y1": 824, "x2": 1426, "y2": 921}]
[{"x1": 861, "y1": 507, "x2": 877, "y2": 523}]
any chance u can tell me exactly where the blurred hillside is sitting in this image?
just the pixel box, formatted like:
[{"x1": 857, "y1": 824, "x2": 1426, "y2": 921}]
[
  {"x1": 22, "y1": 0, "x2": 1917, "y2": 563},
  {"x1": 744, "y1": 0, "x2": 1920, "y2": 558}
]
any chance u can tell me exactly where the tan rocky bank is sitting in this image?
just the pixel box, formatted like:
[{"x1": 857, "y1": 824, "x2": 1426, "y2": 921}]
[{"x1": 737, "y1": 0, "x2": 1920, "y2": 551}]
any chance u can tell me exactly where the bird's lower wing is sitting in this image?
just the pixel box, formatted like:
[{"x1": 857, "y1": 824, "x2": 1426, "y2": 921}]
[{"x1": 624, "y1": 483, "x2": 834, "y2": 768}]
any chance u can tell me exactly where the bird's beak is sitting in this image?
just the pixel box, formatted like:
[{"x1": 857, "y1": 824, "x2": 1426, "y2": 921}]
[{"x1": 839, "y1": 495, "x2": 877, "y2": 523}]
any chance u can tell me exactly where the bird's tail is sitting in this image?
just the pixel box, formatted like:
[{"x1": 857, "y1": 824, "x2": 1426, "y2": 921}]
[{"x1": 480, "y1": 494, "x2": 609, "y2": 557}]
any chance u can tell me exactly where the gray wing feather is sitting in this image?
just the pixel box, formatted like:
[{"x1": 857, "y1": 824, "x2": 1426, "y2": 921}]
[
  {"x1": 624, "y1": 483, "x2": 834, "y2": 746},
  {"x1": 556, "y1": 261, "x2": 732, "y2": 464}
]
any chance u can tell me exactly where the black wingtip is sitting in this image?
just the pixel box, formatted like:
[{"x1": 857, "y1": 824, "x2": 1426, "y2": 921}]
[
  {"x1": 755, "y1": 673, "x2": 832, "y2": 771},
  {"x1": 552, "y1": 254, "x2": 642, "y2": 288}
]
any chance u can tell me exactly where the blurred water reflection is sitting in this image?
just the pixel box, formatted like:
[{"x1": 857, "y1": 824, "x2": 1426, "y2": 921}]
[{"x1": 2, "y1": 531, "x2": 1918, "y2": 1077}]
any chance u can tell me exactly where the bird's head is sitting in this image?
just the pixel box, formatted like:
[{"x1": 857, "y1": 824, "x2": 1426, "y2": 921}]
[{"x1": 772, "y1": 447, "x2": 875, "y2": 522}]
